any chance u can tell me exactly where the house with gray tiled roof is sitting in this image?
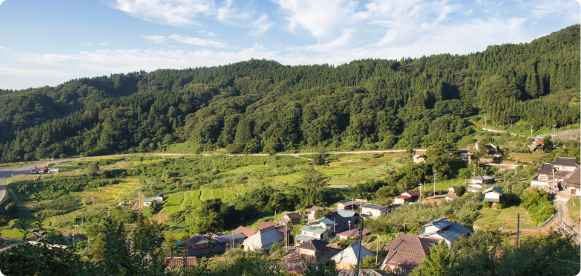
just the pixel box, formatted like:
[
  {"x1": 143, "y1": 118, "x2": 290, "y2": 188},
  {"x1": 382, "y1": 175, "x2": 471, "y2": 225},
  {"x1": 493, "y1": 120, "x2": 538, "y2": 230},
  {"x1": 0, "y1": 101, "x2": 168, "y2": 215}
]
[
  {"x1": 331, "y1": 242, "x2": 375, "y2": 269},
  {"x1": 360, "y1": 204, "x2": 388, "y2": 218},
  {"x1": 420, "y1": 218, "x2": 470, "y2": 247},
  {"x1": 212, "y1": 232, "x2": 247, "y2": 249},
  {"x1": 243, "y1": 226, "x2": 284, "y2": 251},
  {"x1": 297, "y1": 240, "x2": 328, "y2": 256}
]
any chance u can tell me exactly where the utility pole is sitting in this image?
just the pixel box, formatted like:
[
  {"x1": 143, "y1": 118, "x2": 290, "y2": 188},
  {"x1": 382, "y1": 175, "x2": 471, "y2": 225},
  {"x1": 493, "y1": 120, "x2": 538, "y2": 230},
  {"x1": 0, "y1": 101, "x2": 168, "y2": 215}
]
[
  {"x1": 530, "y1": 125, "x2": 533, "y2": 138},
  {"x1": 433, "y1": 170, "x2": 436, "y2": 197},
  {"x1": 354, "y1": 213, "x2": 364, "y2": 276},
  {"x1": 517, "y1": 213, "x2": 520, "y2": 249},
  {"x1": 515, "y1": 157, "x2": 518, "y2": 176},
  {"x1": 552, "y1": 125, "x2": 556, "y2": 146},
  {"x1": 484, "y1": 115, "x2": 487, "y2": 127},
  {"x1": 419, "y1": 183, "x2": 422, "y2": 210},
  {"x1": 376, "y1": 235, "x2": 380, "y2": 266}
]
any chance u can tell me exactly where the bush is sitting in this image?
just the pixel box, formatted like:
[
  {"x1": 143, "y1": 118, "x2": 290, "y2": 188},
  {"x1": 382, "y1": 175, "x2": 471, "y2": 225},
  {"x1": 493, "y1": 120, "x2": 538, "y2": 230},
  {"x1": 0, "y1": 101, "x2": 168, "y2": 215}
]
[
  {"x1": 496, "y1": 203, "x2": 504, "y2": 209},
  {"x1": 456, "y1": 186, "x2": 467, "y2": 197},
  {"x1": 482, "y1": 201, "x2": 491, "y2": 208}
]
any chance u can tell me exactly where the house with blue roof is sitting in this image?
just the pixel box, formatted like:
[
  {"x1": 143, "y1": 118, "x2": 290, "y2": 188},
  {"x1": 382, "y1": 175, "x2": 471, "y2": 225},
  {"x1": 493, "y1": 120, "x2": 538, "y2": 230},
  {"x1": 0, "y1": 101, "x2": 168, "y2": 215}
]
[
  {"x1": 482, "y1": 187, "x2": 504, "y2": 203},
  {"x1": 296, "y1": 223, "x2": 332, "y2": 244},
  {"x1": 420, "y1": 218, "x2": 470, "y2": 247}
]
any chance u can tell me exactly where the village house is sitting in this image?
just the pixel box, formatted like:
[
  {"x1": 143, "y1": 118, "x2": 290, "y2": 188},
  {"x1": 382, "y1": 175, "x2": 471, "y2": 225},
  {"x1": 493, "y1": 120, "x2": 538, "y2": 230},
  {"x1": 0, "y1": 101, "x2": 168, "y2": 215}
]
[
  {"x1": 381, "y1": 234, "x2": 435, "y2": 275},
  {"x1": 234, "y1": 226, "x2": 257, "y2": 238},
  {"x1": 330, "y1": 242, "x2": 375, "y2": 269},
  {"x1": 562, "y1": 167, "x2": 580, "y2": 195},
  {"x1": 179, "y1": 235, "x2": 225, "y2": 257},
  {"x1": 296, "y1": 223, "x2": 332, "y2": 244},
  {"x1": 529, "y1": 140, "x2": 544, "y2": 152},
  {"x1": 308, "y1": 206, "x2": 326, "y2": 220},
  {"x1": 211, "y1": 232, "x2": 247, "y2": 249},
  {"x1": 531, "y1": 157, "x2": 579, "y2": 192},
  {"x1": 459, "y1": 149, "x2": 475, "y2": 163},
  {"x1": 258, "y1": 221, "x2": 277, "y2": 229},
  {"x1": 243, "y1": 226, "x2": 284, "y2": 251},
  {"x1": 279, "y1": 212, "x2": 302, "y2": 225},
  {"x1": 336, "y1": 200, "x2": 358, "y2": 211},
  {"x1": 321, "y1": 211, "x2": 352, "y2": 233},
  {"x1": 336, "y1": 210, "x2": 356, "y2": 222},
  {"x1": 336, "y1": 228, "x2": 370, "y2": 240},
  {"x1": 143, "y1": 194, "x2": 164, "y2": 207},
  {"x1": 360, "y1": 204, "x2": 388, "y2": 218},
  {"x1": 392, "y1": 190, "x2": 420, "y2": 205},
  {"x1": 413, "y1": 155, "x2": 425, "y2": 164},
  {"x1": 420, "y1": 218, "x2": 470, "y2": 248},
  {"x1": 482, "y1": 187, "x2": 504, "y2": 204},
  {"x1": 297, "y1": 240, "x2": 328, "y2": 257},
  {"x1": 468, "y1": 175, "x2": 495, "y2": 192}
]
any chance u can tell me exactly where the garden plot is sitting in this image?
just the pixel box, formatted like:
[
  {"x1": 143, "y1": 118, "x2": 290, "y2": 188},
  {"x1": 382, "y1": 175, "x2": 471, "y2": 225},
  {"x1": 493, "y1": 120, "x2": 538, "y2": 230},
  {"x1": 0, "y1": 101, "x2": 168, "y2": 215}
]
[{"x1": 163, "y1": 194, "x2": 185, "y2": 213}]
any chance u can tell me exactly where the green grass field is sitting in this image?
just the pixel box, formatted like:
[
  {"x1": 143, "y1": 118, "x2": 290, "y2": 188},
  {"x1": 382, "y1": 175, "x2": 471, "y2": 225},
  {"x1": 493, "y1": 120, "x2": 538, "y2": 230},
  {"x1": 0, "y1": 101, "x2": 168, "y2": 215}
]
[
  {"x1": 474, "y1": 206, "x2": 535, "y2": 229},
  {"x1": 212, "y1": 189, "x2": 224, "y2": 199},
  {"x1": 568, "y1": 198, "x2": 580, "y2": 223},
  {"x1": 200, "y1": 189, "x2": 212, "y2": 201},
  {"x1": 163, "y1": 194, "x2": 185, "y2": 213}
]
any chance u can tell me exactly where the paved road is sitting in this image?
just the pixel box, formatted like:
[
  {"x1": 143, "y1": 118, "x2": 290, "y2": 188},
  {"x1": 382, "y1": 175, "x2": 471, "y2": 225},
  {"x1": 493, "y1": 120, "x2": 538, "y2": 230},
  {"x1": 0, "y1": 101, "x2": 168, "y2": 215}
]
[{"x1": 554, "y1": 193, "x2": 580, "y2": 235}]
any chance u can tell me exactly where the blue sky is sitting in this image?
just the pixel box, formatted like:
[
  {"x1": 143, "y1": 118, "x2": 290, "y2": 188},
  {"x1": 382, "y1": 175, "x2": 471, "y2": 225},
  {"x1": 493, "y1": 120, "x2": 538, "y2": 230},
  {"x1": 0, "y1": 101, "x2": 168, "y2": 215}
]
[{"x1": 0, "y1": 0, "x2": 579, "y2": 89}]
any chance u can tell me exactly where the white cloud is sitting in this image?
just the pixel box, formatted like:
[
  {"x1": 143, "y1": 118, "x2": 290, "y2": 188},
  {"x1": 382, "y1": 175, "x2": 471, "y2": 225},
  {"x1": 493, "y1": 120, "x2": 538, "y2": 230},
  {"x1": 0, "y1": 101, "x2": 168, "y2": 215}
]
[
  {"x1": 110, "y1": 0, "x2": 215, "y2": 25},
  {"x1": 168, "y1": 34, "x2": 228, "y2": 47},
  {"x1": 76, "y1": 41, "x2": 92, "y2": 47},
  {"x1": 249, "y1": 13, "x2": 273, "y2": 36},
  {"x1": 198, "y1": 30, "x2": 217, "y2": 37},
  {"x1": 98, "y1": 42, "x2": 109, "y2": 45},
  {"x1": 377, "y1": 29, "x2": 397, "y2": 46},
  {"x1": 0, "y1": 64, "x2": 71, "y2": 78},
  {"x1": 275, "y1": 0, "x2": 359, "y2": 39},
  {"x1": 144, "y1": 35, "x2": 167, "y2": 43},
  {"x1": 0, "y1": 0, "x2": 6, "y2": 7},
  {"x1": 217, "y1": 0, "x2": 253, "y2": 22}
]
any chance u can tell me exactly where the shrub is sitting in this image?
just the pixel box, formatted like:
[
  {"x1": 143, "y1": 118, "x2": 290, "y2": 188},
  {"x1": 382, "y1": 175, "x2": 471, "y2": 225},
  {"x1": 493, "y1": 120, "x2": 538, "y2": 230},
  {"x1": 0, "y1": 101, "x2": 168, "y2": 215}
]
[{"x1": 482, "y1": 202, "x2": 491, "y2": 208}]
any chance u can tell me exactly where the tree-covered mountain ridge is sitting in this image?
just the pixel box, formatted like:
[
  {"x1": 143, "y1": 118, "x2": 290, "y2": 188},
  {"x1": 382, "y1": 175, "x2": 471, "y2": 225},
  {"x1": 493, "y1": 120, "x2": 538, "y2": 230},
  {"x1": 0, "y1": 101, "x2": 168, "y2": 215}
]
[{"x1": 0, "y1": 24, "x2": 579, "y2": 162}]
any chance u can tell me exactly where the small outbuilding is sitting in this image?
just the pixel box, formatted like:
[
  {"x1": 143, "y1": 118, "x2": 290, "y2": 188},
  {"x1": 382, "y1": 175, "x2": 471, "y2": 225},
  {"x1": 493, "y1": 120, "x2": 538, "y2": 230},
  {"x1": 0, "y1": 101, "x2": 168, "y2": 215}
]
[
  {"x1": 482, "y1": 187, "x2": 504, "y2": 203},
  {"x1": 360, "y1": 204, "x2": 388, "y2": 218}
]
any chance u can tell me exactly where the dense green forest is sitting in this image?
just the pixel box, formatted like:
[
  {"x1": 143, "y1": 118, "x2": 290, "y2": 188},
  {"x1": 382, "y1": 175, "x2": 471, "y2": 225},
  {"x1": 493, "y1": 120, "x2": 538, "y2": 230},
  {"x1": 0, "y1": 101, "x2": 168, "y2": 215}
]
[{"x1": 0, "y1": 25, "x2": 579, "y2": 162}]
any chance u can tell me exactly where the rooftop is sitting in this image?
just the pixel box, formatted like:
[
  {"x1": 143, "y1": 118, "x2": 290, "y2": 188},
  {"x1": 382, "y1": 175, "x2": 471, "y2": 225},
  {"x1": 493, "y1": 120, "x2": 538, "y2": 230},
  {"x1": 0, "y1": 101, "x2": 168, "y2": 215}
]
[
  {"x1": 564, "y1": 167, "x2": 581, "y2": 185},
  {"x1": 336, "y1": 228, "x2": 370, "y2": 238},
  {"x1": 551, "y1": 157, "x2": 579, "y2": 167},
  {"x1": 297, "y1": 240, "x2": 328, "y2": 251},
  {"x1": 234, "y1": 226, "x2": 257, "y2": 238},
  {"x1": 482, "y1": 186, "x2": 504, "y2": 195},
  {"x1": 331, "y1": 242, "x2": 375, "y2": 265},
  {"x1": 212, "y1": 233, "x2": 247, "y2": 243},
  {"x1": 299, "y1": 226, "x2": 328, "y2": 234},
  {"x1": 361, "y1": 204, "x2": 387, "y2": 210}
]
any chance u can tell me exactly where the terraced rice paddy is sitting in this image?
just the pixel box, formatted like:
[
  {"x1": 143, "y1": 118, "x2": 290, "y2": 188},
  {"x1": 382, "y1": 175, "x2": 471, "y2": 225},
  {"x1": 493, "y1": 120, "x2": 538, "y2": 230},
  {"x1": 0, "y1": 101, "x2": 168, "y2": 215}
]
[{"x1": 163, "y1": 194, "x2": 185, "y2": 213}]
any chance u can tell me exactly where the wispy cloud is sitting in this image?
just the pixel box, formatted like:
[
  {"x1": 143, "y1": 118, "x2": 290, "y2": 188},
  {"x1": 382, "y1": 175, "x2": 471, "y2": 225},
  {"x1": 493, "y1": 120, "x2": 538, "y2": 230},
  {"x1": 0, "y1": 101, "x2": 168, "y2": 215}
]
[
  {"x1": 0, "y1": 0, "x2": 6, "y2": 7},
  {"x1": 168, "y1": 34, "x2": 228, "y2": 47},
  {"x1": 198, "y1": 30, "x2": 217, "y2": 37},
  {"x1": 249, "y1": 13, "x2": 273, "y2": 36},
  {"x1": 144, "y1": 35, "x2": 166, "y2": 43},
  {"x1": 110, "y1": 0, "x2": 215, "y2": 25}
]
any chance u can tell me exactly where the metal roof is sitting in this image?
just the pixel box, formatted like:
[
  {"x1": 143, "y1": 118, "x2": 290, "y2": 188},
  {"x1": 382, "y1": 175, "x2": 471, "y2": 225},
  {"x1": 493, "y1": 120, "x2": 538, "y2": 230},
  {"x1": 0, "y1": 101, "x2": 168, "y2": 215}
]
[
  {"x1": 242, "y1": 226, "x2": 284, "y2": 249},
  {"x1": 299, "y1": 226, "x2": 328, "y2": 234},
  {"x1": 331, "y1": 242, "x2": 375, "y2": 265},
  {"x1": 421, "y1": 221, "x2": 470, "y2": 243},
  {"x1": 361, "y1": 204, "x2": 387, "y2": 210},
  {"x1": 295, "y1": 234, "x2": 316, "y2": 242},
  {"x1": 482, "y1": 186, "x2": 504, "y2": 195},
  {"x1": 422, "y1": 218, "x2": 452, "y2": 230},
  {"x1": 213, "y1": 233, "x2": 247, "y2": 243}
]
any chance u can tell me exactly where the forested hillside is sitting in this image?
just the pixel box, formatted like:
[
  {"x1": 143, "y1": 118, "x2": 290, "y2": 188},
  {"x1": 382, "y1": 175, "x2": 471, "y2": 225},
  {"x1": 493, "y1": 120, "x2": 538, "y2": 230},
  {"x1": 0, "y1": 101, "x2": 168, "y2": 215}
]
[{"x1": 0, "y1": 25, "x2": 579, "y2": 162}]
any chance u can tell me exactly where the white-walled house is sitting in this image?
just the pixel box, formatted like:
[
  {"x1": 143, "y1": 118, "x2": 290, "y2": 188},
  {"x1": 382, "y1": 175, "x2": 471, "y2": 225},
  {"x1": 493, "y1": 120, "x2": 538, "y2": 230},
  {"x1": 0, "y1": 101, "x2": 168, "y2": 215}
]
[{"x1": 482, "y1": 187, "x2": 503, "y2": 203}]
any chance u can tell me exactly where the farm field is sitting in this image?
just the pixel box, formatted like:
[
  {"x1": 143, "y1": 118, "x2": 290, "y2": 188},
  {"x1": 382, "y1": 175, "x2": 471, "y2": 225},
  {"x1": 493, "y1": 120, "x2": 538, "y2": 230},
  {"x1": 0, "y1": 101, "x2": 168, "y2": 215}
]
[
  {"x1": 163, "y1": 194, "x2": 185, "y2": 213},
  {"x1": 567, "y1": 198, "x2": 580, "y2": 223},
  {"x1": 474, "y1": 206, "x2": 535, "y2": 229}
]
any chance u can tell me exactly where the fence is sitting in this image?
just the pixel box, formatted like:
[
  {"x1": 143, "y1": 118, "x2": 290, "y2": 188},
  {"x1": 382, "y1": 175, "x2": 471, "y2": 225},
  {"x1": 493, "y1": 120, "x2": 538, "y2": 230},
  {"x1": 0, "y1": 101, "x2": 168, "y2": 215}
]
[{"x1": 538, "y1": 214, "x2": 554, "y2": 227}]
